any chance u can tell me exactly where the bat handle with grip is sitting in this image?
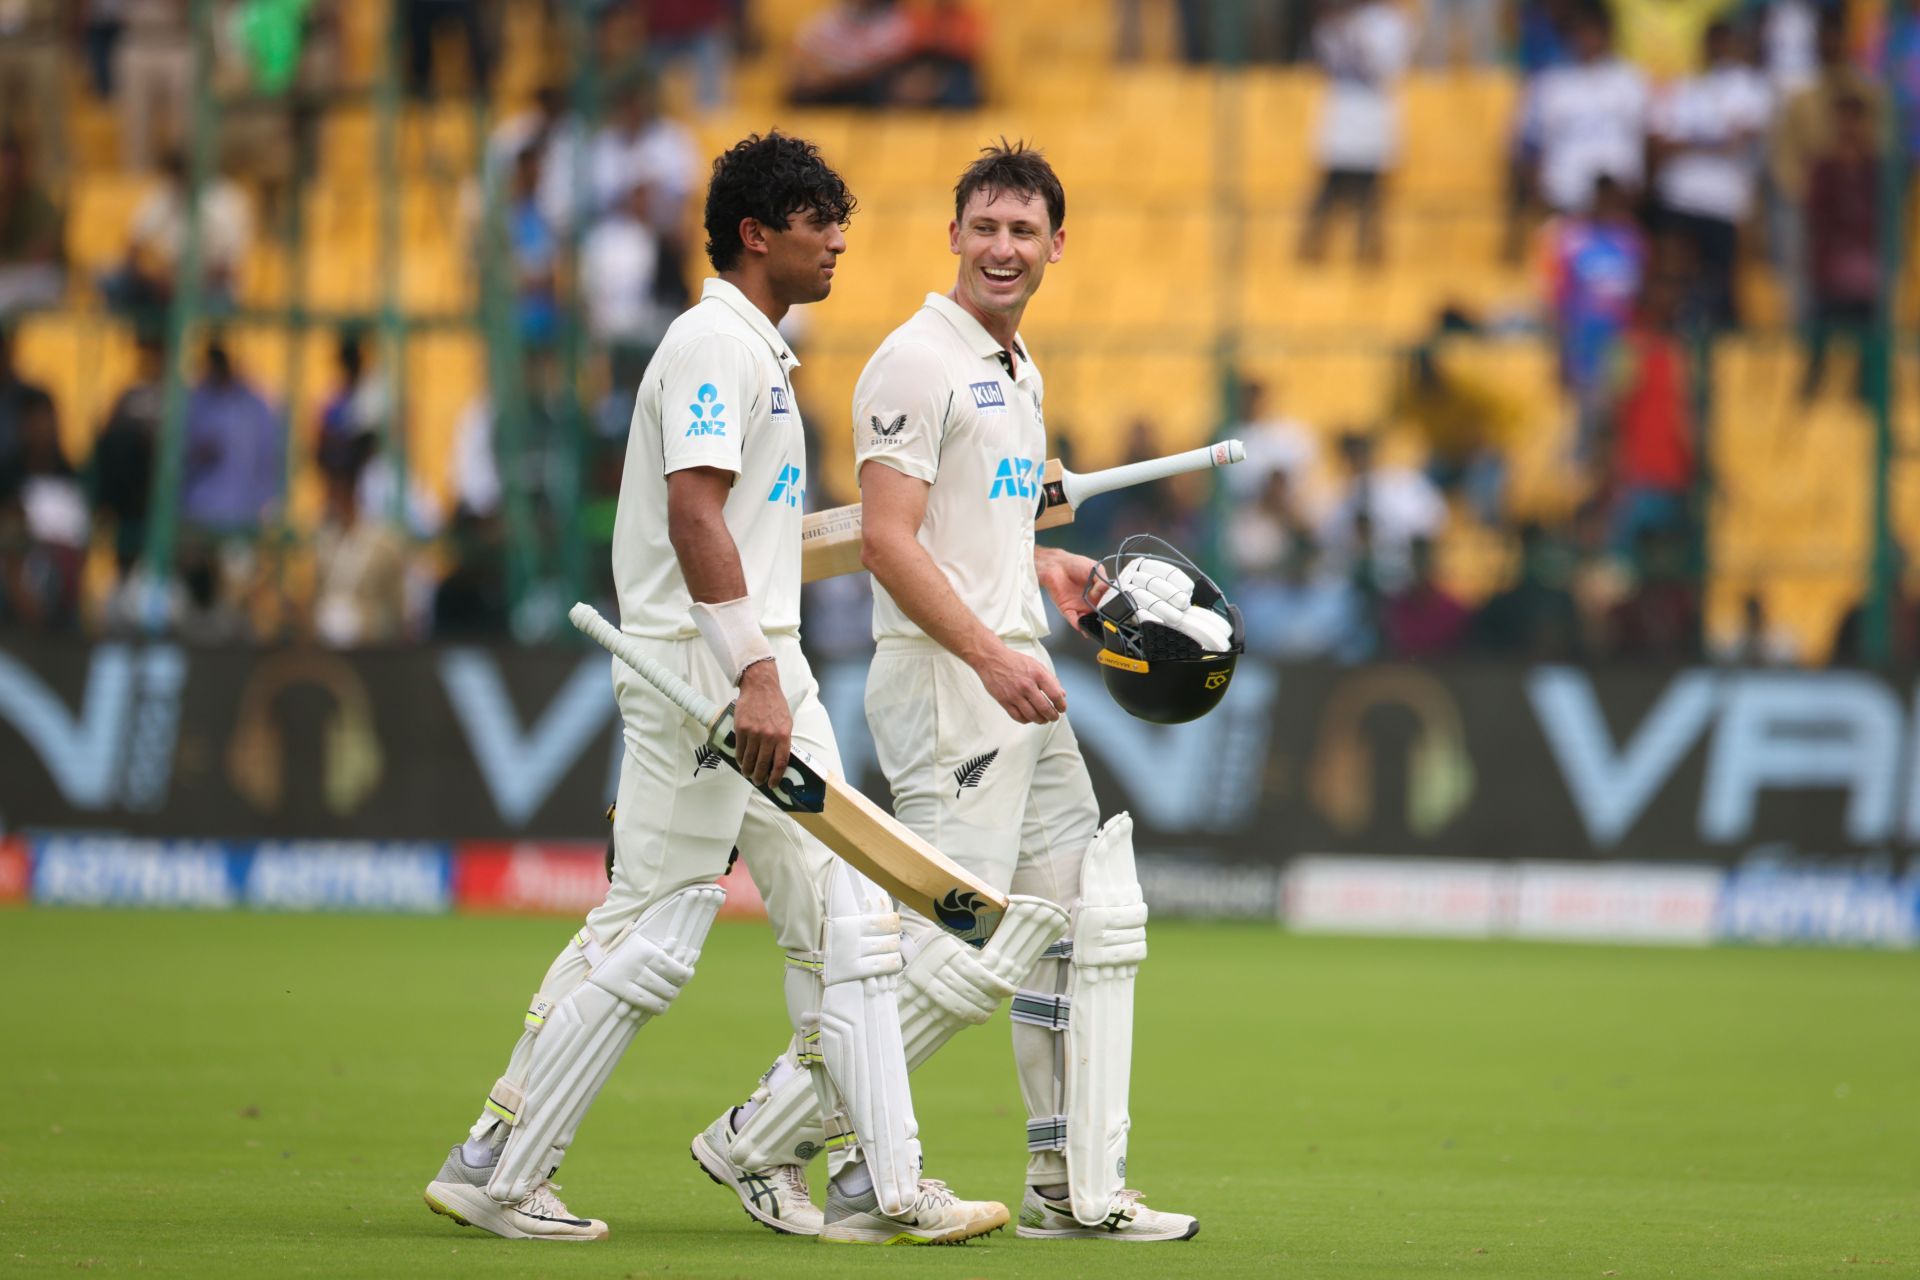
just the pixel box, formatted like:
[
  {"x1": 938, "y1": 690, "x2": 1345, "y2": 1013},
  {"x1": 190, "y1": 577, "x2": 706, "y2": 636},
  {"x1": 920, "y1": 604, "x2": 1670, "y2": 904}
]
[{"x1": 569, "y1": 603, "x2": 725, "y2": 729}]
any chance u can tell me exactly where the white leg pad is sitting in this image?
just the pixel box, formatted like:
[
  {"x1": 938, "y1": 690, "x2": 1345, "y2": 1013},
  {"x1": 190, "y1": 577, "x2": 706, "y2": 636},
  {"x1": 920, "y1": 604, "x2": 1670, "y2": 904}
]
[
  {"x1": 727, "y1": 894, "x2": 1068, "y2": 1174},
  {"x1": 488, "y1": 883, "x2": 725, "y2": 1203},
  {"x1": 814, "y1": 865, "x2": 920, "y2": 1215},
  {"x1": 1068, "y1": 813, "x2": 1148, "y2": 1226}
]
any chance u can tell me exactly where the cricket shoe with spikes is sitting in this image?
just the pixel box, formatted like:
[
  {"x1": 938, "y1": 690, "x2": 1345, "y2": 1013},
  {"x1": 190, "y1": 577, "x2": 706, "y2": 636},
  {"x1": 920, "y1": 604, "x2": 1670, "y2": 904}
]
[
  {"x1": 690, "y1": 1109, "x2": 823, "y2": 1236},
  {"x1": 821, "y1": 1178, "x2": 1009, "y2": 1246},
  {"x1": 1015, "y1": 1186, "x2": 1199, "y2": 1241},
  {"x1": 423, "y1": 1144, "x2": 609, "y2": 1241}
]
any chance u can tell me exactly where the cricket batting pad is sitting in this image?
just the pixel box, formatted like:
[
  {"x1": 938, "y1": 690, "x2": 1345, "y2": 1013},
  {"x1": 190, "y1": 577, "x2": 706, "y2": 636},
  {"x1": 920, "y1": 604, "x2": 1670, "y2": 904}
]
[
  {"x1": 488, "y1": 883, "x2": 725, "y2": 1203},
  {"x1": 727, "y1": 894, "x2": 1068, "y2": 1175}
]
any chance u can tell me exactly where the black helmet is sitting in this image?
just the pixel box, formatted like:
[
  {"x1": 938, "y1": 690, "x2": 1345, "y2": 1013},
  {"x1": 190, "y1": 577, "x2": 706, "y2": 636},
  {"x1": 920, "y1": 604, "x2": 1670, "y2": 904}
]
[{"x1": 1079, "y1": 534, "x2": 1245, "y2": 724}]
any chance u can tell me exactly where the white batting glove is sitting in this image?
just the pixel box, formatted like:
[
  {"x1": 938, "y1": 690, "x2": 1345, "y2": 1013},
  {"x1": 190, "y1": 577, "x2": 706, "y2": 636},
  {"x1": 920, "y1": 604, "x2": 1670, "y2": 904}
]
[{"x1": 1116, "y1": 558, "x2": 1234, "y2": 652}]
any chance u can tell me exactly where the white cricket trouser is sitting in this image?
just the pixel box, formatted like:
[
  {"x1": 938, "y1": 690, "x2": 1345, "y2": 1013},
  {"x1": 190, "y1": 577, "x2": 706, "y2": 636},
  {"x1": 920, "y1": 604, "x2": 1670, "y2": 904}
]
[{"x1": 866, "y1": 635, "x2": 1103, "y2": 1184}]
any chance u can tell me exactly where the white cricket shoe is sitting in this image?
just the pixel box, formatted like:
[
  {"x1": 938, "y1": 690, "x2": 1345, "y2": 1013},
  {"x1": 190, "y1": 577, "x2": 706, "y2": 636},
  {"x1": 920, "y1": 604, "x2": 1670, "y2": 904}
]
[
  {"x1": 1015, "y1": 1186, "x2": 1199, "y2": 1241},
  {"x1": 424, "y1": 1144, "x2": 609, "y2": 1241},
  {"x1": 820, "y1": 1178, "x2": 1009, "y2": 1246},
  {"x1": 690, "y1": 1109, "x2": 823, "y2": 1236}
]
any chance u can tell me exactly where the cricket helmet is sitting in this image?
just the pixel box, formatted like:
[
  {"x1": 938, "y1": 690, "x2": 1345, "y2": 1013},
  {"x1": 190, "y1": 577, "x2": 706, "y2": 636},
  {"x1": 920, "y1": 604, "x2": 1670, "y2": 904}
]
[{"x1": 1080, "y1": 534, "x2": 1244, "y2": 724}]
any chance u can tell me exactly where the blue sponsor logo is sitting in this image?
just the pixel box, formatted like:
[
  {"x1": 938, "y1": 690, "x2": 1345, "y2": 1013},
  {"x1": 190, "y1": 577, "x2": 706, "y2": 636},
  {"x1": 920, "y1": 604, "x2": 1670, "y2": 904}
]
[
  {"x1": 767, "y1": 463, "x2": 805, "y2": 508},
  {"x1": 770, "y1": 386, "x2": 790, "y2": 415},
  {"x1": 686, "y1": 383, "x2": 727, "y2": 437},
  {"x1": 28, "y1": 835, "x2": 453, "y2": 913},
  {"x1": 987, "y1": 456, "x2": 1038, "y2": 500},
  {"x1": 1714, "y1": 859, "x2": 1920, "y2": 947},
  {"x1": 970, "y1": 380, "x2": 1007, "y2": 410}
]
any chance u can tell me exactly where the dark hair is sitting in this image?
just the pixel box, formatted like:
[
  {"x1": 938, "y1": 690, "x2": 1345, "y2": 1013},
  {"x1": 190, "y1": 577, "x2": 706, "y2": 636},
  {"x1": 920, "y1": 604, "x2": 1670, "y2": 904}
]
[
  {"x1": 703, "y1": 133, "x2": 856, "y2": 272},
  {"x1": 953, "y1": 139, "x2": 1065, "y2": 233}
]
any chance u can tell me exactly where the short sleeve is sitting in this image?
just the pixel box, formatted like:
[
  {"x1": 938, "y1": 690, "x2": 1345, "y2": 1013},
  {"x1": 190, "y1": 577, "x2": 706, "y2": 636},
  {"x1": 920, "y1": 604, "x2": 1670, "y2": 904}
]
[
  {"x1": 657, "y1": 333, "x2": 757, "y2": 477},
  {"x1": 852, "y1": 339, "x2": 948, "y2": 485}
]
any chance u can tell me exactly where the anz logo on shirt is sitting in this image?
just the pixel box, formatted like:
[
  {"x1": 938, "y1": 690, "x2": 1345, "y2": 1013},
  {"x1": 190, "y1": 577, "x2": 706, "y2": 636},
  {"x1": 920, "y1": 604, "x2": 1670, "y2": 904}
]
[
  {"x1": 969, "y1": 380, "x2": 1007, "y2": 411},
  {"x1": 987, "y1": 457, "x2": 1040, "y2": 501},
  {"x1": 686, "y1": 383, "x2": 727, "y2": 437},
  {"x1": 767, "y1": 464, "x2": 805, "y2": 508}
]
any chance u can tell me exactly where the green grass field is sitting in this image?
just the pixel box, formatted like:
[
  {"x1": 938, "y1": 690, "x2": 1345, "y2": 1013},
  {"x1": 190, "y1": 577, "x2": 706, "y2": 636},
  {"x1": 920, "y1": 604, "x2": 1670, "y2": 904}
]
[{"x1": 2, "y1": 911, "x2": 1915, "y2": 1278}]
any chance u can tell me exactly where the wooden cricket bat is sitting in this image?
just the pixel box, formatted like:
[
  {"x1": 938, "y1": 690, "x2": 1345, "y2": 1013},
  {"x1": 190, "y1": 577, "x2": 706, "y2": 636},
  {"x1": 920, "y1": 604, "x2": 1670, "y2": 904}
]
[
  {"x1": 568, "y1": 602, "x2": 1007, "y2": 946},
  {"x1": 800, "y1": 439, "x2": 1247, "y2": 583}
]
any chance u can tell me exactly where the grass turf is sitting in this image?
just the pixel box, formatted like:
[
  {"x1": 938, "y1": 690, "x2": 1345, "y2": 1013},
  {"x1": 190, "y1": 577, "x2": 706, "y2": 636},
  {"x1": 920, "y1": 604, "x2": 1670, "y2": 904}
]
[{"x1": 0, "y1": 911, "x2": 1915, "y2": 1278}]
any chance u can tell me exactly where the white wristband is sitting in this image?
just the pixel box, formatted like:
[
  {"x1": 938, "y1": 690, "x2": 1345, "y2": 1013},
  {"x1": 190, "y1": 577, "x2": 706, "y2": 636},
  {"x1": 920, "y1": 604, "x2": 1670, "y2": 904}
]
[{"x1": 690, "y1": 596, "x2": 775, "y2": 684}]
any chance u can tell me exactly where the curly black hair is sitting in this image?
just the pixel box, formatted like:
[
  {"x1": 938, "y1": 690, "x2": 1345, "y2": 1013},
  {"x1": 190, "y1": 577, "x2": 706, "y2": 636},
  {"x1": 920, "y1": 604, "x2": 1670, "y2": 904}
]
[{"x1": 703, "y1": 133, "x2": 857, "y2": 272}]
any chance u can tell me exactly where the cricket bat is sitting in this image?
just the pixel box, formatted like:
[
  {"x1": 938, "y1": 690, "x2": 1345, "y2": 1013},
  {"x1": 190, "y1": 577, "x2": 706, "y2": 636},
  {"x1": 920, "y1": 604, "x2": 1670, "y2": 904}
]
[
  {"x1": 800, "y1": 439, "x2": 1247, "y2": 583},
  {"x1": 569, "y1": 602, "x2": 1007, "y2": 946}
]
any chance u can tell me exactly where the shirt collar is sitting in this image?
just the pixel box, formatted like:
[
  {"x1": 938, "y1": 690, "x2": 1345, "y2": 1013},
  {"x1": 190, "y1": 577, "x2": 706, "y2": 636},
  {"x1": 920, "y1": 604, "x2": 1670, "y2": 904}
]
[
  {"x1": 923, "y1": 292, "x2": 1029, "y2": 371},
  {"x1": 702, "y1": 277, "x2": 801, "y2": 369}
]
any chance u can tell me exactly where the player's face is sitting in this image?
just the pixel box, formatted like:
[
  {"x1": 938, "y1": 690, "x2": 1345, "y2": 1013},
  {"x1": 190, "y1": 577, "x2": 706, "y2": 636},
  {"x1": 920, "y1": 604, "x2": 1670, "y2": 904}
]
[
  {"x1": 766, "y1": 209, "x2": 846, "y2": 306},
  {"x1": 950, "y1": 188, "x2": 1064, "y2": 320}
]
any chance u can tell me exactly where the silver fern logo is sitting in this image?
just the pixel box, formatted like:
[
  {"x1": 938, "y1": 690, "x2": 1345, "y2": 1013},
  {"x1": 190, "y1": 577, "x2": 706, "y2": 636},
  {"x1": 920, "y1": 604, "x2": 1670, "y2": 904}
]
[
  {"x1": 692, "y1": 744, "x2": 722, "y2": 777},
  {"x1": 952, "y1": 749, "x2": 999, "y2": 797},
  {"x1": 870, "y1": 412, "x2": 907, "y2": 438}
]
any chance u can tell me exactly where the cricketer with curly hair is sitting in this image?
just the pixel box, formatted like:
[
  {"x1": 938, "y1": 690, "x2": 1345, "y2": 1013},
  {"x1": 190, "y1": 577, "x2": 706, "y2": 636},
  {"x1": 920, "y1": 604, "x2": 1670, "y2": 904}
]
[{"x1": 423, "y1": 133, "x2": 1008, "y2": 1245}]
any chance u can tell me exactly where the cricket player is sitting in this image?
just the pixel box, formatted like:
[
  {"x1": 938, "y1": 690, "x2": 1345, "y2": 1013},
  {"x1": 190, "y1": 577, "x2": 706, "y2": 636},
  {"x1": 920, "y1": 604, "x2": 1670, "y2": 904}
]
[
  {"x1": 699, "y1": 142, "x2": 1199, "y2": 1241},
  {"x1": 424, "y1": 133, "x2": 1005, "y2": 1245}
]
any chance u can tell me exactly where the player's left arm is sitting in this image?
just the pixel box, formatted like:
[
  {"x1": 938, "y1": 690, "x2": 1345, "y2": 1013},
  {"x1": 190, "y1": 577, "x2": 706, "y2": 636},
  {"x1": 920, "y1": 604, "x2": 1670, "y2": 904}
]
[{"x1": 1034, "y1": 545, "x2": 1103, "y2": 634}]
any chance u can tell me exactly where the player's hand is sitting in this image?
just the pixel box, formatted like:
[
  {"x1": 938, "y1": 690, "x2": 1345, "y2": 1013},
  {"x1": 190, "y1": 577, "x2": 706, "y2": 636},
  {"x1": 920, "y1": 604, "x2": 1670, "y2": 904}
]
[
  {"x1": 732, "y1": 659, "x2": 792, "y2": 789},
  {"x1": 975, "y1": 641, "x2": 1067, "y2": 725},
  {"x1": 1035, "y1": 547, "x2": 1105, "y2": 635}
]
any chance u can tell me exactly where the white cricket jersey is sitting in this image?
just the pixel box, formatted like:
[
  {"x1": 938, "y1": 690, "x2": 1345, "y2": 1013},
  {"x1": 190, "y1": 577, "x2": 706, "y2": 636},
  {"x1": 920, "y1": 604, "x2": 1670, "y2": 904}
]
[
  {"x1": 612, "y1": 277, "x2": 807, "y2": 639},
  {"x1": 854, "y1": 292, "x2": 1049, "y2": 643}
]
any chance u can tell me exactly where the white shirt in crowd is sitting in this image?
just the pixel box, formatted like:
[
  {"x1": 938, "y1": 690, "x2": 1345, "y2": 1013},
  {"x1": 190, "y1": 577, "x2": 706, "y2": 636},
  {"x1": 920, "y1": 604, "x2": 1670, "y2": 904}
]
[
  {"x1": 1318, "y1": 466, "x2": 1448, "y2": 590},
  {"x1": 580, "y1": 212, "x2": 661, "y2": 344},
  {"x1": 130, "y1": 177, "x2": 253, "y2": 278},
  {"x1": 614, "y1": 277, "x2": 807, "y2": 639},
  {"x1": 1652, "y1": 63, "x2": 1774, "y2": 223},
  {"x1": 1527, "y1": 56, "x2": 1650, "y2": 212},
  {"x1": 853, "y1": 292, "x2": 1050, "y2": 645},
  {"x1": 1313, "y1": 0, "x2": 1414, "y2": 172},
  {"x1": 1763, "y1": 0, "x2": 1819, "y2": 96}
]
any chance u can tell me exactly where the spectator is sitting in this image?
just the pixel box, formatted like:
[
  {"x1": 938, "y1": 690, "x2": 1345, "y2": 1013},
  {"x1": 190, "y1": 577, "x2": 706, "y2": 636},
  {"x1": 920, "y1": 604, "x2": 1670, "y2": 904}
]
[
  {"x1": 1299, "y1": 0, "x2": 1413, "y2": 266},
  {"x1": 1238, "y1": 533, "x2": 1374, "y2": 662},
  {"x1": 640, "y1": 0, "x2": 737, "y2": 110},
  {"x1": 403, "y1": 0, "x2": 492, "y2": 98},
  {"x1": 1648, "y1": 21, "x2": 1773, "y2": 328},
  {"x1": 89, "y1": 331, "x2": 166, "y2": 578},
  {"x1": 0, "y1": 325, "x2": 49, "y2": 497},
  {"x1": 433, "y1": 509, "x2": 507, "y2": 637},
  {"x1": 1604, "y1": 275, "x2": 1697, "y2": 555},
  {"x1": 315, "y1": 329, "x2": 389, "y2": 486},
  {"x1": 1227, "y1": 465, "x2": 1314, "y2": 581},
  {"x1": 1381, "y1": 536, "x2": 1472, "y2": 658},
  {"x1": 0, "y1": 380, "x2": 84, "y2": 630},
  {"x1": 115, "y1": 0, "x2": 193, "y2": 172},
  {"x1": 1771, "y1": 8, "x2": 1886, "y2": 325},
  {"x1": 1505, "y1": 0, "x2": 1580, "y2": 261},
  {"x1": 1473, "y1": 522, "x2": 1584, "y2": 659},
  {"x1": 579, "y1": 181, "x2": 663, "y2": 354},
  {"x1": 787, "y1": 0, "x2": 916, "y2": 107},
  {"x1": 1800, "y1": 90, "x2": 1880, "y2": 400},
  {"x1": 503, "y1": 144, "x2": 560, "y2": 349},
  {"x1": 1608, "y1": 0, "x2": 1740, "y2": 83},
  {"x1": 84, "y1": 0, "x2": 128, "y2": 101},
  {"x1": 181, "y1": 339, "x2": 282, "y2": 532},
  {"x1": 1225, "y1": 378, "x2": 1317, "y2": 502},
  {"x1": 102, "y1": 149, "x2": 255, "y2": 315},
  {"x1": 1760, "y1": 0, "x2": 1821, "y2": 96},
  {"x1": 0, "y1": 135, "x2": 63, "y2": 315},
  {"x1": 897, "y1": 0, "x2": 984, "y2": 109},
  {"x1": 0, "y1": 0, "x2": 66, "y2": 178},
  {"x1": 1390, "y1": 334, "x2": 1520, "y2": 527},
  {"x1": 313, "y1": 434, "x2": 409, "y2": 646},
  {"x1": 1882, "y1": 0, "x2": 1920, "y2": 176},
  {"x1": 1711, "y1": 590, "x2": 1799, "y2": 664},
  {"x1": 587, "y1": 76, "x2": 699, "y2": 228},
  {"x1": 1523, "y1": 5, "x2": 1651, "y2": 213},
  {"x1": 1318, "y1": 429, "x2": 1448, "y2": 592},
  {"x1": 1541, "y1": 174, "x2": 1646, "y2": 456},
  {"x1": 1605, "y1": 524, "x2": 1701, "y2": 660},
  {"x1": 1419, "y1": 0, "x2": 1502, "y2": 68}
]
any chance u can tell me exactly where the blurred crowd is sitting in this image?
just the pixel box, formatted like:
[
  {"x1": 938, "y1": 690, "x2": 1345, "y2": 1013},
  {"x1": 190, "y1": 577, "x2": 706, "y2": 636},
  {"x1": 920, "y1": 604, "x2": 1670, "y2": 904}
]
[{"x1": 0, "y1": 0, "x2": 1913, "y2": 666}]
